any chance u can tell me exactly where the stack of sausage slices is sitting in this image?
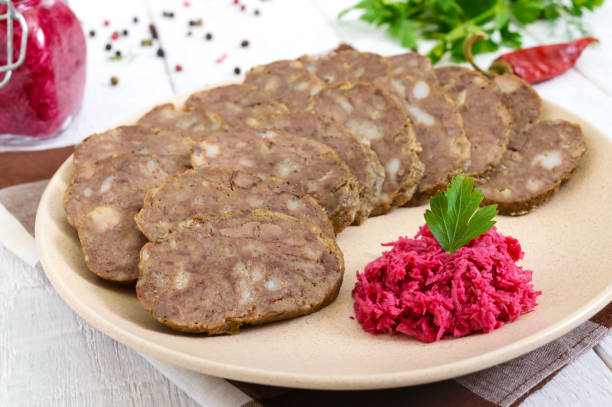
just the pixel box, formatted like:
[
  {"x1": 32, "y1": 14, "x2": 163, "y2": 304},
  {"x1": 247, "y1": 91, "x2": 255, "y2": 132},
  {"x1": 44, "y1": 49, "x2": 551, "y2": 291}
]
[{"x1": 64, "y1": 46, "x2": 586, "y2": 334}]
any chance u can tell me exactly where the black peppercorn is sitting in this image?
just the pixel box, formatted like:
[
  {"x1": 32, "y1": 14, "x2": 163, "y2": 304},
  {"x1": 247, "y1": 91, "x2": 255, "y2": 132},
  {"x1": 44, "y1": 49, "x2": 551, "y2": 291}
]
[
  {"x1": 115, "y1": 50, "x2": 121, "y2": 57},
  {"x1": 240, "y1": 39, "x2": 249, "y2": 47},
  {"x1": 133, "y1": 16, "x2": 139, "y2": 24},
  {"x1": 205, "y1": 32, "x2": 213, "y2": 40},
  {"x1": 254, "y1": 9, "x2": 260, "y2": 16},
  {"x1": 122, "y1": 29, "x2": 128, "y2": 36},
  {"x1": 89, "y1": 30, "x2": 96, "y2": 38},
  {"x1": 105, "y1": 43, "x2": 112, "y2": 51},
  {"x1": 234, "y1": 67, "x2": 241, "y2": 75},
  {"x1": 157, "y1": 48, "x2": 165, "y2": 57}
]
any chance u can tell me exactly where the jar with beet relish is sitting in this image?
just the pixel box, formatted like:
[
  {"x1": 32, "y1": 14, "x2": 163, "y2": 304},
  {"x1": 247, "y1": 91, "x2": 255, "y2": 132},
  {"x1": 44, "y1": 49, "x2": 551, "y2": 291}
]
[{"x1": 0, "y1": 0, "x2": 86, "y2": 145}]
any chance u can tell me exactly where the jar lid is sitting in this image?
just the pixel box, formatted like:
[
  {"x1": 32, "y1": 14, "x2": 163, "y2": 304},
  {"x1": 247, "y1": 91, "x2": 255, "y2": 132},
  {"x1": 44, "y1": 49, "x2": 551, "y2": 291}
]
[{"x1": 1, "y1": 0, "x2": 28, "y2": 88}]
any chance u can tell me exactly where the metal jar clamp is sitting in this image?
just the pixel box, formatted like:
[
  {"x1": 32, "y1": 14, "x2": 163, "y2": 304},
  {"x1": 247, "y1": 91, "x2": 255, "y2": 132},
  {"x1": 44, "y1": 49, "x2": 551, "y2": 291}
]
[{"x1": 0, "y1": 0, "x2": 28, "y2": 88}]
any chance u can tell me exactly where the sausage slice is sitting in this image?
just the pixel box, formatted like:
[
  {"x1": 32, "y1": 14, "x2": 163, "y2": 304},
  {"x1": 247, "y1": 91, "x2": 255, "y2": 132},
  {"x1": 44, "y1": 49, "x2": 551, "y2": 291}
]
[
  {"x1": 435, "y1": 66, "x2": 512, "y2": 177},
  {"x1": 244, "y1": 60, "x2": 323, "y2": 110},
  {"x1": 137, "y1": 103, "x2": 224, "y2": 141},
  {"x1": 477, "y1": 120, "x2": 586, "y2": 215},
  {"x1": 137, "y1": 210, "x2": 344, "y2": 334},
  {"x1": 78, "y1": 203, "x2": 146, "y2": 283},
  {"x1": 64, "y1": 154, "x2": 190, "y2": 227},
  {"x1": 190, "y1": 128, "x2": 360, "y2": 233},
  {"x1": 135, "y1": 167, "x2": 335, "y2": 240},
  {"x1": 250, "y1": 111, "x2": 385, "y2": 223},
  {"x1": 298, "y1": 54, "x2": 357, "y2": 85},
  {"x1": 73, "y1": 125, "x2": 191, "y2": 173},
  {"x1": 184, "y1": 84, "x2": 288, "y2": 127},
  {"x1": 386, "y1": 52, "x2": 437, "y2": 83},
  {"x1": 335, "y1": 50, "x2": 390, "y2": 82},
  {"x1": 310, "y1": 82, "x2": 424, "y2": 215},
  {"x1": 374, "y1": 75, "x2": 470, "y2": 204}
]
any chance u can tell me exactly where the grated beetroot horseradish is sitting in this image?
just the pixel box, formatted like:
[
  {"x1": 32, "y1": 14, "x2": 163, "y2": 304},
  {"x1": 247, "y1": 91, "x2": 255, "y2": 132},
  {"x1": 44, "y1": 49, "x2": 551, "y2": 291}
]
[
  {"x1": 0, "y1": 0, "x2": 86, "y2": 139},
  {"x1": 353, "y1": 225, "x2": 541, "y2": 343}
]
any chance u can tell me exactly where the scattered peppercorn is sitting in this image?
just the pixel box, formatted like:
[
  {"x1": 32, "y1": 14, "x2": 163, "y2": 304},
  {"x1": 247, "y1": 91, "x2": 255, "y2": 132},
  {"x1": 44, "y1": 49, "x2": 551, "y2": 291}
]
[
  {"x1": 133, "y1": 16, "x2": 139, "y2": 24},
  {"x1": 240, "y1": 39, "x2": 249, "y2": 48},
  {"x1": 141, "y1": 39, "x2": 153, "y2": 47},
  {"x1": 122, "y1": 29, "x2": 128, "y2": 36},
  {"x1": 175, "y1": 64, "x2": 183, "y2": 72},
  {"x1": 157, "y1": 48, "x2": 165, "y2": 57},
  {"x1": 254, "y1": 9, "x2": 260, "y2": 16},
  {"x1": 187, "y1": 31, "x2": 193, "y2": 37},
  {"x1": 189, "y1": 19, "x2": 203, "y2": 26},
  {"x1": 205, "y1": 32, "x2": 213, "y2": 40},
  {"x1": 103, "y1": 20, "x2": 110, "y2": 27},
  {"x1": 115, "y1": 50, "x2": 122, "y2": 57},
  {"x1": 162, "y1": 11, "x2": 175, "y2": 18},
  {"x1": 149, "y1": 24, "x2": 159, "y2": 39},
  {"x1": 111, "y1": 31, "x2": 119, "y2": 40},
  {"x1": 89, "y1": 30, "x2": 96, "y2": 38},
  {"x1": 110, "y1": 76, "x2": 119, "y2": 86},
  {"x1": 105, "y1": 43, "x2": 112, "y2": 51},
  {"x1": 234, "y1": 67, "x2": 241, "y2": 75}
]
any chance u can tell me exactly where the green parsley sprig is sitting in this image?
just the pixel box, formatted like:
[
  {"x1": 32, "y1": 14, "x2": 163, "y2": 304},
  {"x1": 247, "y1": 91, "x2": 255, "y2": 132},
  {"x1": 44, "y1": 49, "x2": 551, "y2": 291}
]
[
  {"x1": 424, "y1": 174, "x2": 498, "y2": 253},
  {"x1": 339, "y1": 0, "x2": 604, "y2": 63}
]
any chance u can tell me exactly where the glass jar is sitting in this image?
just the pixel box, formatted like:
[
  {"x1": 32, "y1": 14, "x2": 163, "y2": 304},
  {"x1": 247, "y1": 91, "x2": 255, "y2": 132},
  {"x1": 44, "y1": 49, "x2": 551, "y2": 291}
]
[{"x1": 0, "y1": 0, "x2": 86, "y2": 144}]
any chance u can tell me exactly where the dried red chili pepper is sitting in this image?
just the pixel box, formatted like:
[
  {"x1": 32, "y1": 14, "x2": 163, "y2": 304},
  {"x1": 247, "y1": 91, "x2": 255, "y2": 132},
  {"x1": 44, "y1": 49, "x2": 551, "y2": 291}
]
[
  {"x1": 464, "y1": 34, "x2": 599, "y2": 84},
  {"x1": 491, "y1": 37, "x2": 599, "y2": 83}
]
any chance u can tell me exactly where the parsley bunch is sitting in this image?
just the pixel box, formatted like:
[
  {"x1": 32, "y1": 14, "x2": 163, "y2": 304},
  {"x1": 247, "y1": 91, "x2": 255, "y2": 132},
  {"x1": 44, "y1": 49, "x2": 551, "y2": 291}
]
[{"x1": 339, "y1": 0, "x2": 604, "y2": 63}]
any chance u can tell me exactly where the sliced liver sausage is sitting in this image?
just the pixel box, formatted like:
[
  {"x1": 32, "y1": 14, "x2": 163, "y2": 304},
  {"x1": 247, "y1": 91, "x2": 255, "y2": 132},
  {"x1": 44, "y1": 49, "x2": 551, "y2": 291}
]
[
  {"x1": 310, "y1": 82, "x2": 424, "y2": 215},
  {"x1": 477, "y1": 120, "x2": 586, "y2": 215},
  {"x1": 135, "y1": 167, "x2": 335, "y2": 240},
  {"x1": 137, "y1": 210, "x2": 344, "y2": 334},
  {"x1": 190, "y1": 128, "x2": 360, "y2": 233},
  {"x1": 73, "y1": 125, "x2": 191, "y2": 173},
  {"x1": 375, "y1": 74, "x2": 470, "y2": 204},
  {"x1": 435, "y1": 66, "x2": 512, "y2": 177},
  {"x1": 250, "y1": 111, "x2": 385, "y2": 223}
]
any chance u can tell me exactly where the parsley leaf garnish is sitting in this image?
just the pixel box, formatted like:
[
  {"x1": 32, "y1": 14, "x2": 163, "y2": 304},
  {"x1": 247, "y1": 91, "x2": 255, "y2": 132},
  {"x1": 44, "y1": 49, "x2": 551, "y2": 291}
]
[
  {"x1": 339, "y1": 0, "x2": 604, "y2": 63},
  {"x1": 424, "y1": 174, "x2": 498, "y2": 253}
]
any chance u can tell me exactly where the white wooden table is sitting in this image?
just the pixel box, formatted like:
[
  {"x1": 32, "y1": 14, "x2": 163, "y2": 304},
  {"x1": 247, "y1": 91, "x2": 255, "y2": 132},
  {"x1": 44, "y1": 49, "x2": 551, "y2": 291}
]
[{"x1": 1, "y1": 0, "x2": 612, "y2": 405}]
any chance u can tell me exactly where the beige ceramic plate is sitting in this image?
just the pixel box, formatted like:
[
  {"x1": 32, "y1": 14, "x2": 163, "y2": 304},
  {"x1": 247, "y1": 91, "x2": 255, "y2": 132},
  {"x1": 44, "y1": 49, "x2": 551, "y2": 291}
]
[{"x1": 36, "y1": 95, "x2": 612, "y2": 390}]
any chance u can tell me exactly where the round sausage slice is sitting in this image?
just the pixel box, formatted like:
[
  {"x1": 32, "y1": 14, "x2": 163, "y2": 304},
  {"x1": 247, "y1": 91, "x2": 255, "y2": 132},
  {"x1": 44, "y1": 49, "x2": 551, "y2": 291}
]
[
  {"x1": 137, "y1": 210, "x2": 344, "y2": 334},
  {"x1": 250, "y1": 111, "x2": 385, "y2": 223},
  {"x1": 386, "y1": 52, "x2": 437, "y2": 83},
  {"x1": 135, "y1": 167, "x2": 334, "y2": 240},
  {"x1": 190, "y1": 128, "x2": 360, "y2": 233},
  {"x1": 184, "y1": 84, "x2": 288, "y2": 127},
  {"x1": 78, "y1": 203, "x2": 146, "y2": 283},
  {"x1": 64, "y1": 154, "x2": 191, "y2": 227},
  {"x1": 374, "y1": 75, "x2": 470, "y2": 204},
  {"x1": 310, "y1": 82, "x2": 424, "y2": 215},
  {"x1": 244, "y1": 60, "x2": 323, "y2": 110},
  {"x1": 335, "y1": 50, "x2": 390, "y2": 82},
  {"x1": 73, "y1": 125, "x2": 191, "y2": 173},
  {"x1": 137, "y1": 103, "x2": 224, "y2": 141},
  {"x1": 492, "y1": 73, "x2": 542, "y2": 150},
  {"x1": 477, "y1": 120, "x2": 586, "y2": 215},
  {"x1": 435, "y1": 66, "x2": 512, "y2": 176},
  {"x1": 298, "y1": 54, "x2": 357, "y2": 85}
]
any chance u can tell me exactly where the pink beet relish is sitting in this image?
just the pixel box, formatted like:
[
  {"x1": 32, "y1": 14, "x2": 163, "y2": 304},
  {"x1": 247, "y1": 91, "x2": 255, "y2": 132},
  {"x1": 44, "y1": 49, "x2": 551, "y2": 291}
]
[
  {"x1": 0, "y1": 0, "x2": 86, "y2": 141},
  {"x1": 352, "y1": 225, "x2": 541, "y2": 343}
]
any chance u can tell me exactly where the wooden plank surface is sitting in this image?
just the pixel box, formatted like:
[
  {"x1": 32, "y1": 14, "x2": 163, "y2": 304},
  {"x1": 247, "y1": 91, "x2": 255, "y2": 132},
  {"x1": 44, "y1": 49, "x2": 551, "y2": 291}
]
[{"x1": 1, "y1": 0, "x2": 612, "y2": 405}]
